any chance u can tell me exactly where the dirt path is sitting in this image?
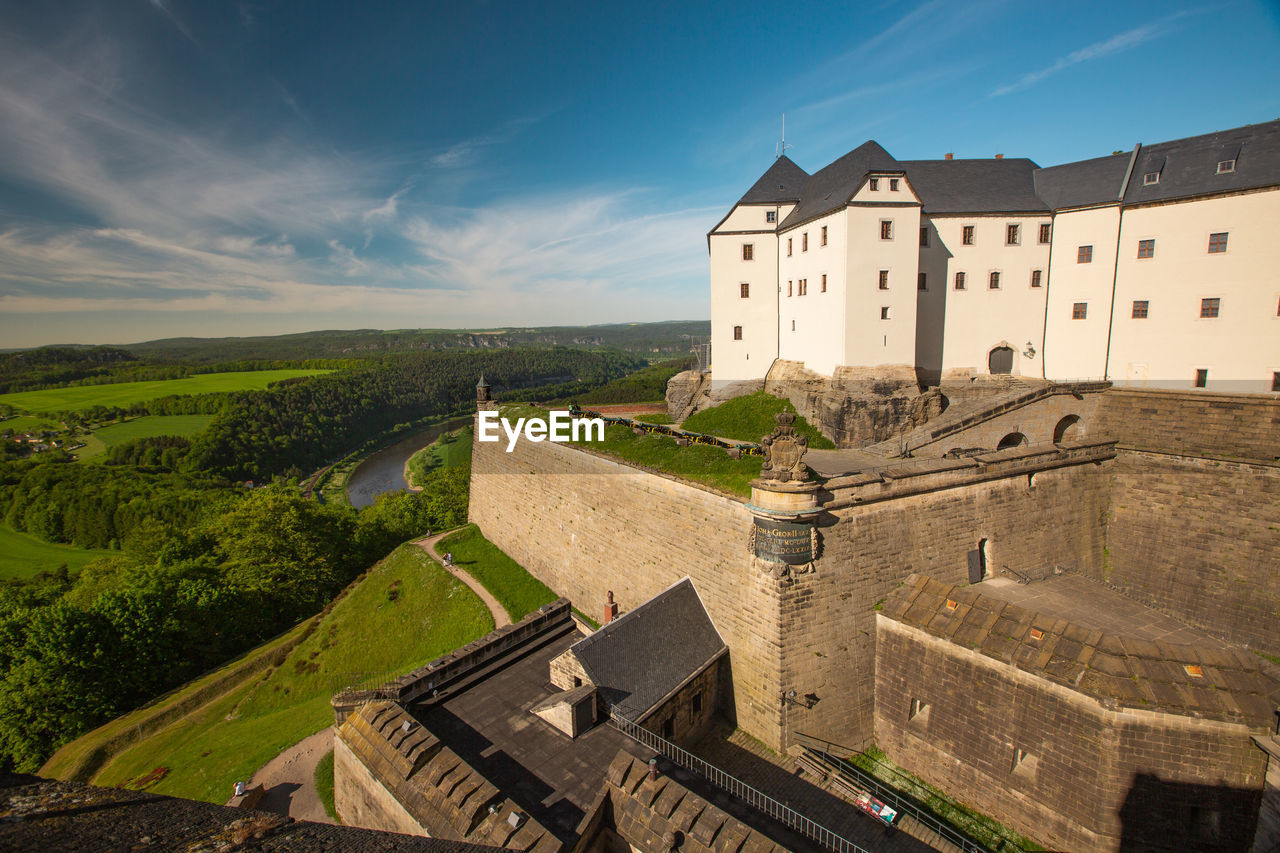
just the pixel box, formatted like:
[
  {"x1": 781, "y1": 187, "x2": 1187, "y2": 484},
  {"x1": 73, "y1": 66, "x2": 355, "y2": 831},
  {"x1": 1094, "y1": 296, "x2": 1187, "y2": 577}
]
[
  {"x1": 231, "y1": 726, "x2": 334, "y2": 823},
  {"x1": 414, "y1": 531, "x2": 511, "y2": 629}
]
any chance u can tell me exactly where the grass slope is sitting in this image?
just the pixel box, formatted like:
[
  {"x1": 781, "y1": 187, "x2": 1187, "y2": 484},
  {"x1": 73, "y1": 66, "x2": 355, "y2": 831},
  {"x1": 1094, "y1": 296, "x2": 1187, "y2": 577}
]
[
  {"x1": 550, "y1": 356, "x2": 692, "y2": 406},
  {"x1": 681, "y1": 392, "x2": 835, "y2": 448},
  {"x1": 0, "y1": 369, "x2": 330, "y2": 414},
  {"x1": 74, "y1": 415, "x2": 216, "y2": 462},
  {"x1": 406, "y1": 426, "x2": 473, "y2": 487},
  {"x1": 88, "y1": 544, "x2": 492, "y2": 803},
  {"x1": 437, "y1": 525, "x2": 557, "y2": 622},
  {"x1": 315, "y1": 749, "x2": 337, "y2": 821},
  {"x1": 0, "y1": 524, "x2": 114, "y2": 580},
  {"x1": 1, "y1": 414, "x2": 61, "y2": 434}
]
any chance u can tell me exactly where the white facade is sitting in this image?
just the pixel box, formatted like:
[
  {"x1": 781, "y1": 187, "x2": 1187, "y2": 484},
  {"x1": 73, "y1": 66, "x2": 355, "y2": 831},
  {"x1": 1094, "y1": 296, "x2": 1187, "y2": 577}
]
[{"x1": 709, "y1": 122, "x2": 1280, "y2": 394}]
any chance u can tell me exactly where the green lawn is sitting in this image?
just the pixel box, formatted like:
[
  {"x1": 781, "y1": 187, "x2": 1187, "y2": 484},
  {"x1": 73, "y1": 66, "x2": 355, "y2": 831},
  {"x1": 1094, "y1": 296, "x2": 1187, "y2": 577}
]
[
  {"x1": 681, "y1": 391, "x2": 834, "y2": 448},
  {"x1": 438, "y1": 525, "x2": 558, "y2": 621},
  {"x1": 0, "y1": 370, "x2": 330, "y2": 415},
  {"x1": 406, "y1": 426, "x2": 473, "y2": 487},
  {"x1": 73, "y1": 415, "x2": 215, "y2": 462},
  {"x1": 0, "y1": 524, "x2": 113, "y2": 580},
  {"x1": 90, "y1": 544, "x2": 493, "y2": 803},
  {"x1": 315, "y1": 749, "x2": 337, "y2": 821},
  {"x1": 633, "y1": 412, "x2": 673, "y2": 424},
  {"x1": 1, "y1": 414, "x2": 61, "y2": 434}
]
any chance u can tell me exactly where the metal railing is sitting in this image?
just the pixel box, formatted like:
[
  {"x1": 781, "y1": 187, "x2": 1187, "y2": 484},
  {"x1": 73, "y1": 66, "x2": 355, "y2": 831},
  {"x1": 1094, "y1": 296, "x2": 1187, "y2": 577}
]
[
  {"x1": 609, "y1": 713, "x2": 873, "y2": 853},
  {"x1": 795, "y1": 733, "x2": 1023, "y2": 853}
]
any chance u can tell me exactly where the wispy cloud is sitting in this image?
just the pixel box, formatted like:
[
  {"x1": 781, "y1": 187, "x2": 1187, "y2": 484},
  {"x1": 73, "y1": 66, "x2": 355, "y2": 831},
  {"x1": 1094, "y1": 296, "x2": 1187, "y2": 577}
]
[
  {"x1": 148, "y1": 0, "x2": 198, "y2": 45},
  {"x1": 991, "y1": 19, "x2": 1181, "y2": 97}
]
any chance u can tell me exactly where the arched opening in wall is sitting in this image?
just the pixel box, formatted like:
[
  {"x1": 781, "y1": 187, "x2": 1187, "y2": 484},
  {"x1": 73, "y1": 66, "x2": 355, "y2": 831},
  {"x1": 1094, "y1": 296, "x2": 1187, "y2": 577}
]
[
  {"x1": 967, "y1": 538, "x2": 991, "y2": 583},
  {"x1": 997, "y1": 432, "x2": 1026, "y2": 450},
  {"x1": 1054, "y1": 414, "x2": 1082, "y2": 444},
  {"x1": 988, "y1": 346, "x2": 1014, "y2": 375}
]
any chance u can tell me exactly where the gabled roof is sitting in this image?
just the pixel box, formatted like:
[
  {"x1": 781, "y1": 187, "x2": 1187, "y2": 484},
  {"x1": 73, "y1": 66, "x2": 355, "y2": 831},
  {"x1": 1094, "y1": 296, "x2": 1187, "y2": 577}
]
[
  {"x1": 779, "y1": 141, "x2": 899, "y2": 229},
  {"x1": 570, "y1": 578, "x2": 726, "y2": 722},
  {"x1": 1033, "y1": 152, "x2": 1131, "y2": 210},
  {"x1": 900, "y1": 158, "x2": 1048, "y2": 214},
  {"x1": 737, "y1": 155, "x2": 809, "y2": 205},
  {"x1": 1122, "y1": 119, "x2": 1280, "y2": 205}
]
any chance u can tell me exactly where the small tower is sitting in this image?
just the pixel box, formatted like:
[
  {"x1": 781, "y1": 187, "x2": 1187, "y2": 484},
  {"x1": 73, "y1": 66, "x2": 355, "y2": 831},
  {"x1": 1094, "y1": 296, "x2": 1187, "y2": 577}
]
[{"x1": 476, "y1": 374, "x2": 491, "y2": 406}]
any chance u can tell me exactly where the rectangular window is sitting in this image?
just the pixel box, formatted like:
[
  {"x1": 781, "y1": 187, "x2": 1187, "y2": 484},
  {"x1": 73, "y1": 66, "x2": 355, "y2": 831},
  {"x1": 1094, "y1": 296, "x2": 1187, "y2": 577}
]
[
  {"x1": 821, "y1": 225, "x2": 828, "y2": 246},
  {"x1": 691, "y1": 691, "x2": 703, "y2": 715},
  {"x1": 890, "y1": 178, "x2": 899, "y2": 191},
  {"x1": 1200, "y1": 297, "x2": 1220, "y2": 318},
  {"x1": 954, "y1": 271, "x2": 966, "y2": 290},
  {"x1": 1038, "y1": 223, "x2": 1051, "y2": 244},
  {"x1": 765, "y1": 210, "x2": 777, "y2": 223},
  {"x1": 798, "y1": 279, "x2": 807, "y2": 296},
  {"x1": 821, "y1": 273, "x2": 827, "y2": 292},
  {"x1": 1137, "y1": 239, "x2": 1155, "y2": 259},
  {"x1": 661, "y1": 717, "x2": 674, "y2": 739},
  {"x1": 1208, "y1": 232, "x2": 1228, "y2": 253},
  {"x1": 733, "y1": 325, "x2": 742, "y2": 341},
  {"x1": 791, "y1": 319, "x2": 795, "y2": 331},
  {"x1": 962, "y1": 225, "x2": 974, "y2": 245},
  {"x1": 869, "y1": 178, "x2": 879, "y2": 191},
  {"x1": 1072, "y1": 302, "x2": 1088, "y2": 320},
  {"x1": 1078, "y1": 245, "x2": 1093, "y2": 263},
  {"x1": 880, "y1": 306, "x2": 890, "y2": 320},
  {"x1": 1195, "y1": 368, "x2": 1208, "y2": 388},
  {"x1": 880, "y1": 220, "x2": 893, "y2": 240},
  {"x1": 1143, "y1": 172, "x2": 1160, "y2": 185},
  {"x1": 802, "y1": 232, "x2": 808, "y2": 252},
  {"x1": 918, "y1": 272, "x2": 927, "y2": 291},
  {"x1": 1006, "y1": 224, "x2": 1020, "y2": 245},
  {"x1": 989, "y1": 271, "x2": 1001, "y2": 290},
  {"x1": 739, "y1": 282, "x2": 749, "y2": 298},
  {"x1": 878, "y1": 270, "x2": 889, "y2": 290},
  {"x1": 1030, "y1": 269, "x2": 1042, "y2": 288},
  {"x1": 1132, "y1": 300, "x2": 1149, "y2": 318},
  {"x1": 742, "y1": 243, "x2": 753, "y2": 261},
  {"x1": 787, "y1": 280, "x2": 792, "y2": 297},
  {"x1": 1272, "y1": 372, "x2": 1279, "y2": 393},
  {"x1": 1217, "y1": 159, "x2": 1236, "y2": 174},
  {"x1": 787, "y1": 238, "x2": 793, "y2": 256},
  {"x1": 920, "y1": 227, "x2": 929, "y2": 247}
]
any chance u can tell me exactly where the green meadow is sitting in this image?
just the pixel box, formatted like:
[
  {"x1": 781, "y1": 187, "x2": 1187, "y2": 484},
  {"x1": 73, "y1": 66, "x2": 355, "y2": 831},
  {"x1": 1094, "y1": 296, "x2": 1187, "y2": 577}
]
[
  {"x1": 74, "y1": 415, "x2": 217, "y2": 462},
  {"x1": 0, "y1": 524, "x2": 114, "y2": 580},
  {"x1": 0, "y1": 370, "x2": 330, "y2": 414}
]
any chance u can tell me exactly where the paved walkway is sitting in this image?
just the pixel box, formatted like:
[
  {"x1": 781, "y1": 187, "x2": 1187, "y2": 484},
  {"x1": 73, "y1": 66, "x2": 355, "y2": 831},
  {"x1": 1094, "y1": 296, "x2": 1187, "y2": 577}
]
[
  {"x1": 230, "y1": 726, "x2": 334, "y2": 823},
  {"x1": 413, "y1": 530, "x2": 511, "y2": 629}
]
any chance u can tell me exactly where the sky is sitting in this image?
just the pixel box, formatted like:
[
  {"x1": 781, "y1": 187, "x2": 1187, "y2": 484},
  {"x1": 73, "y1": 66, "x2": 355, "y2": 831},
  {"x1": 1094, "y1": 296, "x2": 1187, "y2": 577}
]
[{"x1": 0, "y1": 1, "x2": 1278, "y2": 348}]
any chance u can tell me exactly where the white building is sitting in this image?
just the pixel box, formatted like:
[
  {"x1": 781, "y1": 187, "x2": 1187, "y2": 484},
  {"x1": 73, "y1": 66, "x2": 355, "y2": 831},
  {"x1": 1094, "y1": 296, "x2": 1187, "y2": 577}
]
[{"x1": 708, "y1": 120, "x2": 1280, "y2": 394}]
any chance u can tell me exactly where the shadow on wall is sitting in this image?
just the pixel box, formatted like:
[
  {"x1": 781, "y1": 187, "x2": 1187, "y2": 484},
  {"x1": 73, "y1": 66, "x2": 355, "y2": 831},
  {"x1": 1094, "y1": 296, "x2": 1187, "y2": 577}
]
[{"x1": 1117, "y1": 773, "x2": 1262, "y2": 852}]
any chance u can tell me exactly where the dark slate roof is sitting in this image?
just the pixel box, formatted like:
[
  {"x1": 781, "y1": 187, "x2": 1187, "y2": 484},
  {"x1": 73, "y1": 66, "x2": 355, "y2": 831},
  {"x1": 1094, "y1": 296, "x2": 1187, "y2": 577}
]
[
  {"x1": 571, "y1": 578, "x2": 726, "y2": 721},
  {"x1": 899, "y1": 158, "x2": 1047, "y2": 214},
  {"x1": 778, "y1": 141, "x2": 899, "y2": 229},
  {"x1": 880, "y1": 574, "x2": 1280, "y2": 726},
  {"x1": 1034, "y1": 152, "x2": 1131, "y2": 210},
  {"x1": 0, "y1": 773, "x2": 496, "y2": 852},
  {"x1": 1122, "y1": 118, "x2": 1280, "y2": 205},
  {"x1": 736, "y1": 155, "x2": 809, "y2": 205}
]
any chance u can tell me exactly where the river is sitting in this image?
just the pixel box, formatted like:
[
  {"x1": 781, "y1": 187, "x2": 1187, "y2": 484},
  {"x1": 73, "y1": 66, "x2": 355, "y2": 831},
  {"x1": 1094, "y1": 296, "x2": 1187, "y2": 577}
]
[{"x1": 345, "y1": 417, "x2": 471, "y2": 508}]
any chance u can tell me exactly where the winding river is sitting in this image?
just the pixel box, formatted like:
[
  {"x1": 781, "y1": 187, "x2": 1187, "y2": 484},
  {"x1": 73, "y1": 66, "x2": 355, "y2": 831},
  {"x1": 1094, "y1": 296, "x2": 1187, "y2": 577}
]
[{"x1": 345, "y1": 417, "x2": 471, "y2": 508}]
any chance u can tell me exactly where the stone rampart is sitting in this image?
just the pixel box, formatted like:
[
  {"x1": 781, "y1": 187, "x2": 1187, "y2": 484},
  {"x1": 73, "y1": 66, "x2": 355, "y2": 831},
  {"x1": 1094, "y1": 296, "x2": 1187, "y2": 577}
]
[
  {"x1": 1102, "y1": 451, "x2": 1280, "y2": 654},
  {"x1": 1095, "y1": 387, "x2": 1280, "y2": 462},
  {"x1": 467, "y1": 422, "x2": 788, "y2": 749}
]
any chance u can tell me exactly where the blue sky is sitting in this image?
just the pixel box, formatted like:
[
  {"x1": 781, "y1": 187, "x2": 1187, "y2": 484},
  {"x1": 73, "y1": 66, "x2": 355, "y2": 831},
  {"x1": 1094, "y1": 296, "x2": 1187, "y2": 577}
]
[{"x1": 1, "y1": 1, "x2": 1277, "y2": 347}]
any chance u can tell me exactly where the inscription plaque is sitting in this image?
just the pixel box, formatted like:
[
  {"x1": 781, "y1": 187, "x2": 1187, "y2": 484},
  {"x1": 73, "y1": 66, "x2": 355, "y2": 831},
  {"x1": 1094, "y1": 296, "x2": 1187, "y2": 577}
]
[{"x1": 753, "y1": 518, "x2": 814, "y2": 565}]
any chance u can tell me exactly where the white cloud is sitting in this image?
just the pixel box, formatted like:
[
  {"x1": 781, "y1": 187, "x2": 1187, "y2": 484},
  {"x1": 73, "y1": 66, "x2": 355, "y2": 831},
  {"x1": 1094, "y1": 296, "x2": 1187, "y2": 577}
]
[{"x1": 991, "y1": 20, "x2": 1178, "y2": 97}]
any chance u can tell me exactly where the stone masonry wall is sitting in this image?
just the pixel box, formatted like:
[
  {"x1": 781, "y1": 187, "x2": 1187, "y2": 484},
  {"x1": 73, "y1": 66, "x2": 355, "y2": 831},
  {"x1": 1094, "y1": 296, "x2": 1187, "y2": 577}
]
[
  {"x1": 908, "y1": 391, "x2": 1101, "y2": 457},
  {"x1": 778, "y1": 458, "x2": 1113, "y2": 752},
  {"x1": 875, "y1": 618, "x2": 1266, "y2": 852},
  {"x1": 1095, "y1": 388, "x2": 1280, "y2": 461},
  {"x1": 334, "y1": 736, "x2": 430, "y2": 837},
  {"x1": 467, "y1": 420, "x2": 789, "y2": 750},
  {"x1": 1103, "y1": 451, "x2": 1280, "y2": 654}
]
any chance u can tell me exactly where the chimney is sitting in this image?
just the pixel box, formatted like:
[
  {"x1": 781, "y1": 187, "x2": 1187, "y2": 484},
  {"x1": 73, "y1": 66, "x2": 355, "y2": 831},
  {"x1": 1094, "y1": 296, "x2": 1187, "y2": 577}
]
[
  {"x1": 603, "y1": 590, "x2": 618, "y2": 624},
  {"x1": 944, "y1": 153, "x2": 953, "y2": 160},
  {"x1": 995, "y1": 154, "x2": 1004, "y2": 160}
]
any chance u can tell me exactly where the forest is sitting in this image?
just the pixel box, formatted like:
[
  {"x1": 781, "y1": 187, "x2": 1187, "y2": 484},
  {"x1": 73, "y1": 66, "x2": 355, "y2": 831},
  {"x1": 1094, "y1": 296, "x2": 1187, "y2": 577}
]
[{"x1": 0, "y1": 342, "x2": 647, "y2": 771}]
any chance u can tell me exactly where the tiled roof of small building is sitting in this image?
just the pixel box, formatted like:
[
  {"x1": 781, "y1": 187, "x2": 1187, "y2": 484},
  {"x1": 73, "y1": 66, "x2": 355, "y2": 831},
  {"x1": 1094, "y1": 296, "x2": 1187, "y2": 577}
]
[
  {"x1": 900, "y1": 157, "x2": 1048, "y2": 213},
  {"x1": 1122, "y1": 118, "x2": 1280, "y2": 205},
  {"x1": 1033, "y1": 151, "x2": 1130, "y2": 210},
  {"x1": 778, "y1": 140, "x2": 899, "y2": 229},
  {"x1": 736, "y1": 155, "x2": 809, "y2": 205},
  {"x1": 880, "y1": 574, "x2": 1280, "y2": 727},
  {"x1": 571, "y1": 578, "x2": 726, "y2": 722}
]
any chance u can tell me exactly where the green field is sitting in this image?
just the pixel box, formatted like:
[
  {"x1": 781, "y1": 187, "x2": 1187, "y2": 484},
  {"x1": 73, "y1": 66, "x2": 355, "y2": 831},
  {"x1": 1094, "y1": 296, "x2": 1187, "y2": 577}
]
[
  {"x1": 0, "y1": 524, "x2": 114, "y2": 580},
  {"x1": 85, "y1": 544, "x2": 492, "y2": 803},
  {"x1": 406, "y1": 426, "x2": 473, "y2": 487},
  {"x1": 0, "y1": 370, "x2": 330, "y2": 414},
  {"x1": 73, "y1": 415, "x2": 216, "y2": 462},
  {"x1": 438, "y1": 525, "x2": 558, "y2": 622},
  {"x1": 1, "y1": 414, "x2": 61, "y2": 434}
]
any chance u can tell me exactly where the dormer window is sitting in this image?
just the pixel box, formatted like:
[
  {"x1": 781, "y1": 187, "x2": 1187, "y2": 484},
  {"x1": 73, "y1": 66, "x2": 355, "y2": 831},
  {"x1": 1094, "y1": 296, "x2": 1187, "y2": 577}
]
[
  {"x1": 1143, "y1": 172, "x2": 1160, "y2": 185},
  {"x1": 890, "y1": 178, "x2": 899, "y2": 191},
  {"x1": 869, "y1": 178, "x2": 880, "y2": 191},
  {"x1": 1217, "y1": 159, "x2": 1236, "y2": 174},
  {"x1": 766, "y1": 210, "x2": 777, "y2": 223}
]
